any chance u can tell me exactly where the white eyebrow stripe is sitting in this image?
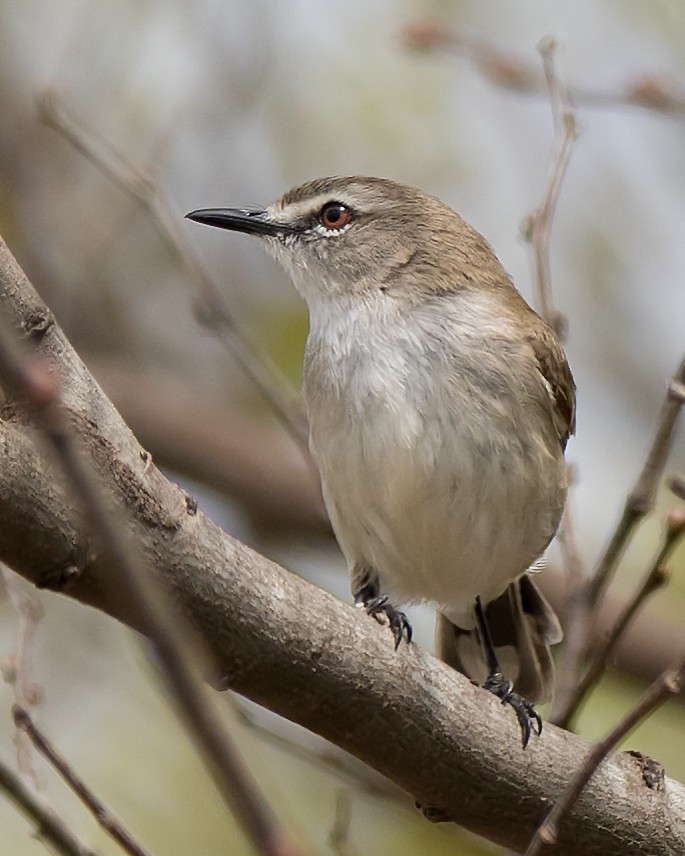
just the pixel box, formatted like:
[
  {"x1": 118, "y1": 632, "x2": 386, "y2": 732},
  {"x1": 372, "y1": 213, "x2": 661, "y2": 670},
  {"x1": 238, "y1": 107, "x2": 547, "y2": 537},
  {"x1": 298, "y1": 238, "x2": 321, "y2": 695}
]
[{"x1": 270, "y1": 193, "x2": 351, "y2": 220}]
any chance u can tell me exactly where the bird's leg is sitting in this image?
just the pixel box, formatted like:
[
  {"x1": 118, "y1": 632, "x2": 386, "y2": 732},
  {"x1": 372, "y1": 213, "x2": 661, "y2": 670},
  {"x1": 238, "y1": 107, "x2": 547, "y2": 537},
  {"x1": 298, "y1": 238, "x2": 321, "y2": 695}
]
[
  {"x1": 474, "y1": 596, "x2": 542, "y2": 748},
  {"x1": 352, "y1": 565, "x2": 412, "y2": 649}
]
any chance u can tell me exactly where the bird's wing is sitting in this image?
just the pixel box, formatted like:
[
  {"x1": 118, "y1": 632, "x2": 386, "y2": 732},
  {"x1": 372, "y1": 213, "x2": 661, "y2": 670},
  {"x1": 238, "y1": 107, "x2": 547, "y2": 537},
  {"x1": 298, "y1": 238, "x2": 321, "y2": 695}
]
[{"x1": 528, "y1": 326, "x2": 576, "y2": 449}]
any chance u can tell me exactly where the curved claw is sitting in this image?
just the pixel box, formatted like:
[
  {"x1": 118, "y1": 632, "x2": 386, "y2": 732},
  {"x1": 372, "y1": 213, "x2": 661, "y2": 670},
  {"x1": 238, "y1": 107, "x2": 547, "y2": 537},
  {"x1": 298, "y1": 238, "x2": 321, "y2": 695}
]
[
  {"x1": 364, "y1": 596, "x2": 413, "y2": 649},
  {"x1": 483, "y1": 672, "x2": 542, "y2": 749}
]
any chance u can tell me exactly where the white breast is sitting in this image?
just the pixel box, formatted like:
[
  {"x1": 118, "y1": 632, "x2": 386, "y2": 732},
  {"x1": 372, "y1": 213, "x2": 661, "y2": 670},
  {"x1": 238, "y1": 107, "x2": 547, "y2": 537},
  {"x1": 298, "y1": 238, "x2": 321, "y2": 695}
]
[{"x1": 303, "y1": 290, "x2": 566, "y2": 628}]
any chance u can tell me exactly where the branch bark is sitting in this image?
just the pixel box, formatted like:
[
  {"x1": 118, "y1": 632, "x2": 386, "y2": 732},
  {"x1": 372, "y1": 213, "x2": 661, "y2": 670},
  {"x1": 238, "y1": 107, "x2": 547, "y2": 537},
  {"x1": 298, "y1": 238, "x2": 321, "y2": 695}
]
[{"x1": 1, "y1": 234, "x2": 684, "y2": 855}]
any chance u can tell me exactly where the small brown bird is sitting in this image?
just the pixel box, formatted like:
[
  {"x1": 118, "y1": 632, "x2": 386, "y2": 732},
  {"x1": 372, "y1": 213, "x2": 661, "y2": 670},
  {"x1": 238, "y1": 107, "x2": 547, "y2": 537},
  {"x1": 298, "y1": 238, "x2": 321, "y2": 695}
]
[{"x1": 187, "y1": 176, "x2": 575, "y2": 745}]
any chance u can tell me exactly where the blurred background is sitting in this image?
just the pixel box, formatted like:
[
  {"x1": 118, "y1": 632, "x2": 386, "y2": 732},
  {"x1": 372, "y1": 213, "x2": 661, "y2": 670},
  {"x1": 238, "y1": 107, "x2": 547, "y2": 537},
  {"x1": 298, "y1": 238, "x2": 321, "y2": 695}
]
[{"x1": 1, "y1": 1, "x2": 684, "y2": 854}]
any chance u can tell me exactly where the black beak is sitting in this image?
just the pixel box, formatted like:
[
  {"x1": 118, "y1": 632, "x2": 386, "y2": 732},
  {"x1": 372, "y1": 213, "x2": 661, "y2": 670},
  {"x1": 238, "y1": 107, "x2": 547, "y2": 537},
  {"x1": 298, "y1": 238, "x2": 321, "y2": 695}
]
[{"x1": 185, "y1": 207, "x2": 294, "y2": 237}]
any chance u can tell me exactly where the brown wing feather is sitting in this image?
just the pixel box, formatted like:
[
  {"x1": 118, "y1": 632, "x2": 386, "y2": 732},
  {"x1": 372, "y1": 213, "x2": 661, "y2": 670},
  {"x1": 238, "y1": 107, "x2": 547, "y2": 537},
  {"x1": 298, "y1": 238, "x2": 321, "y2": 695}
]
[{"x1": 527, "y1": 325, "x2": 576, "y2": 450}]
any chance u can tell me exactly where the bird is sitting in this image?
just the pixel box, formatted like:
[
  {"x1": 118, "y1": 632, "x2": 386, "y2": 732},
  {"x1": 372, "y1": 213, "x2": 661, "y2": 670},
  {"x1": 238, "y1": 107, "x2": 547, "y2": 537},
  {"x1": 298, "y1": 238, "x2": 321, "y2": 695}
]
[{"x1": 186, "y1": 176, "x2": 575, "y2": 746}]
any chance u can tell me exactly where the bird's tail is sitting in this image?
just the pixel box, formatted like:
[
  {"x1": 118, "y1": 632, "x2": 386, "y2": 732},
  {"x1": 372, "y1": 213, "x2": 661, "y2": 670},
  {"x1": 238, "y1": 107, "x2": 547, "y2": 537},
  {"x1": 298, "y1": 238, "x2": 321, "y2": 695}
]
[{"x1": 434, "y1": 575, "x2": 562, "y2": 703}]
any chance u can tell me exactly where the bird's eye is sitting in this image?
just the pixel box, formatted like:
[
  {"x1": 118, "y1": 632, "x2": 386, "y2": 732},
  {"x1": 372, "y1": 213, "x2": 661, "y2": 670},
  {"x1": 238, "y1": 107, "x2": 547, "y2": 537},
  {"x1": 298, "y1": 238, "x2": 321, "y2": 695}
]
[{"x1": 319, "y1": 202, "x2": 351, "y2": 230}]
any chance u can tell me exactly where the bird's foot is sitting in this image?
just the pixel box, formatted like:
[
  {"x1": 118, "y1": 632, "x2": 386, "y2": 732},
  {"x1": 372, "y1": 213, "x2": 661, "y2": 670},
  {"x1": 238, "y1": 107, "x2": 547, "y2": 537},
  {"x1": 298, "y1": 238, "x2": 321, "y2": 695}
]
[
  {"x1": 360, "y1": 595, "x2": 413, "y2": 649},
  {"x1": 483, "y1": 672, "x2": 542, "y2": 749}
]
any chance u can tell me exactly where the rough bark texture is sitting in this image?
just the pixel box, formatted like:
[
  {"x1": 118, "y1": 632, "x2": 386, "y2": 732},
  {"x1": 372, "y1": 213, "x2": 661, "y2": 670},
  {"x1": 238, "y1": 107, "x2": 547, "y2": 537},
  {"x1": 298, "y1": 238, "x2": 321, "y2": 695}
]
[{"x1": 1, "y1": 235, "x2": 684, "y2": 855}]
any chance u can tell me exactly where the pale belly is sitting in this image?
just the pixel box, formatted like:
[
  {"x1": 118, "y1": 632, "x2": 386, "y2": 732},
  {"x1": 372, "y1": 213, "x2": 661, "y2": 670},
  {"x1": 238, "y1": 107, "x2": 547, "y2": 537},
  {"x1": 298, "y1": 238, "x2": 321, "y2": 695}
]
[
  {"x1": 302, "y1": 290, "x2": 567, "y2": 628},
  {"x1": 310, "y1": 399, "x2": 565, "y2": 629}
]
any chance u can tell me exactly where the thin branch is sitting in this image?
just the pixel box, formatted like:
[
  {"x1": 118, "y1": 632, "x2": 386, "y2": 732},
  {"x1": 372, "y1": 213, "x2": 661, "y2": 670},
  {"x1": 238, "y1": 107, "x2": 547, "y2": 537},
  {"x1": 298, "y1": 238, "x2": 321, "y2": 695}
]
[
  {"x1": 403, "y1": 21, "x2": 685, "y2": 119},
  {"x1": 521, "y1": 36, "x2": 578, "y2": 337},
  {"x1": 0, "y1": 756, "x2": 98, "y2": 856},
  {"x1": 37, "y1": 90, "x2": 311, "y2": 464},
  {"x1": 561, "y1": 511, "x2": 684, "y2": 722},
  {"x1": 13, "y1": 705, "x2": 152, "y2": 856},
  {"x1": 552, "y1": 354, "x2": 685, "y2": 728},
  {"x1": 590, "y1": 355, "x2": 685, "y2": 600},
  {"x1": 0, "y1": 565, "x2": 45, "y2": 783},
  {"x1": 525, "y1": 655, "x2": 685, "y2": 856},
  {"x1": 0, "y1": 282, "x2": 303, "y2": 856}
]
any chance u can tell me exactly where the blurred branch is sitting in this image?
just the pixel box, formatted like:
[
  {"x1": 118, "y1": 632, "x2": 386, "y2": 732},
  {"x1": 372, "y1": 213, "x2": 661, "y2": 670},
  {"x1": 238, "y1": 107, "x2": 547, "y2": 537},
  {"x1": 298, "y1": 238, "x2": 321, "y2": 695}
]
[
  {"x1": 553, "y1": 354, "x2": 685, "y2": 728},
  {"x1": 560, "y1": 509, "x2": 685, "y2": 724},
  {"x1": 525, "y1": 655, "x2": 685, "y2": 856},
  {"x1": 13, "y1": 704, "x2": 152, "y2": 856},
  {"x1": 90, "y1": 362, "x2": 328, "y2": 539},
  {"x1": 1, "y1": 238, "x2": 684, "y2": 854},
  {"x1": 0, "y1": 565, "x2": 44, "y2": 784},
  {"x1": 404, "y1": 21, "x2": 685, "y2": 119},
  {"x1": 551, "y1": 358, "x2": 685, "y2": 728},
  {"x1": 521, "y1": 36, "x2": 577, "y2": 338},
  {"x1": 0, "y1": 756, "x2": 98, "y2": 856},
  {"x1": 37, "y1": 90, "x2": 311, "y2": 465},
  {"x1": 591, "y1": 355, "x2": 685, "y2": 601},
  {"x1": 0, "y1": 238, "x2": 303, "y2": 856}
]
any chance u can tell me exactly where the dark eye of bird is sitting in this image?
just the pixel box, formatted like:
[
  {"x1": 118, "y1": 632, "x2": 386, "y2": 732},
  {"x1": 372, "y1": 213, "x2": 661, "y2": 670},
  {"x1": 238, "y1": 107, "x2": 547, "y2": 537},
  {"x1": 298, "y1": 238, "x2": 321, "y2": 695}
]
[{"x1": 319, "y1": 202, "x2": 351, "y2": 230}]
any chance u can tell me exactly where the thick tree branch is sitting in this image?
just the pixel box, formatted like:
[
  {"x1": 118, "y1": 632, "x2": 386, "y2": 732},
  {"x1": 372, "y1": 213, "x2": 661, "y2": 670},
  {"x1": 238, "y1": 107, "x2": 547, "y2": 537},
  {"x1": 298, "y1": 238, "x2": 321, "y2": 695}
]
[
  {"x1": 1, "y1": 235, "x2": 684, "y2": 854},
  {"x1": 84, "y1": 363, "x2": 685, "y2": 693}
]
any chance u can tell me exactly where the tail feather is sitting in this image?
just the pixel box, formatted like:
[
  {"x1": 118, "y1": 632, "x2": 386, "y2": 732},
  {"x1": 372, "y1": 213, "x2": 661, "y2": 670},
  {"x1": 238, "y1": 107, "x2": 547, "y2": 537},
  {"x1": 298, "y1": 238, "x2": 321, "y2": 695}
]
[{"x1": 435, "y1": 575, "x2": 562, "y2": 703}]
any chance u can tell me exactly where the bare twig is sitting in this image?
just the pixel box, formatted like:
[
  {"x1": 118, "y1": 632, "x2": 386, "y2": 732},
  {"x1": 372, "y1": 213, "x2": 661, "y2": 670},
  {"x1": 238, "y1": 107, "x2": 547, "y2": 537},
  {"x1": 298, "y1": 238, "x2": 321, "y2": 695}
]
[
  {"x1": 525, "y1": 655, "x2": 685, "y2": 856},
  {"x1": 591, "y1": 355, "x2": 685, "y2": 600},
  {"x1": 552, "y1": 354, "x2": 685, "y2": 729},
  {"x1": 521, "y1": 36, "x2": 578, "y2": 337},
  {"x1": 0, "y1": 756, "x2": 98, "y2": 856},
  {"x1": 37, "y1": 90, "x2": 311, "y2": 464},
  {"x1": 403, "y1": 21, "x2": 685, "y2": 120},
  {"x1": 0, "y1": 301, "x2": 302, "y2": 856},
  {"x1": 0, "y1": 565, "x2": 44, "y2": 783},
  {"x1": 13, "y1": 705, "x2": 151, "y2": 856},
  {"x1": 561, "y1": 510, "x2": 684, "y2": 722}
]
